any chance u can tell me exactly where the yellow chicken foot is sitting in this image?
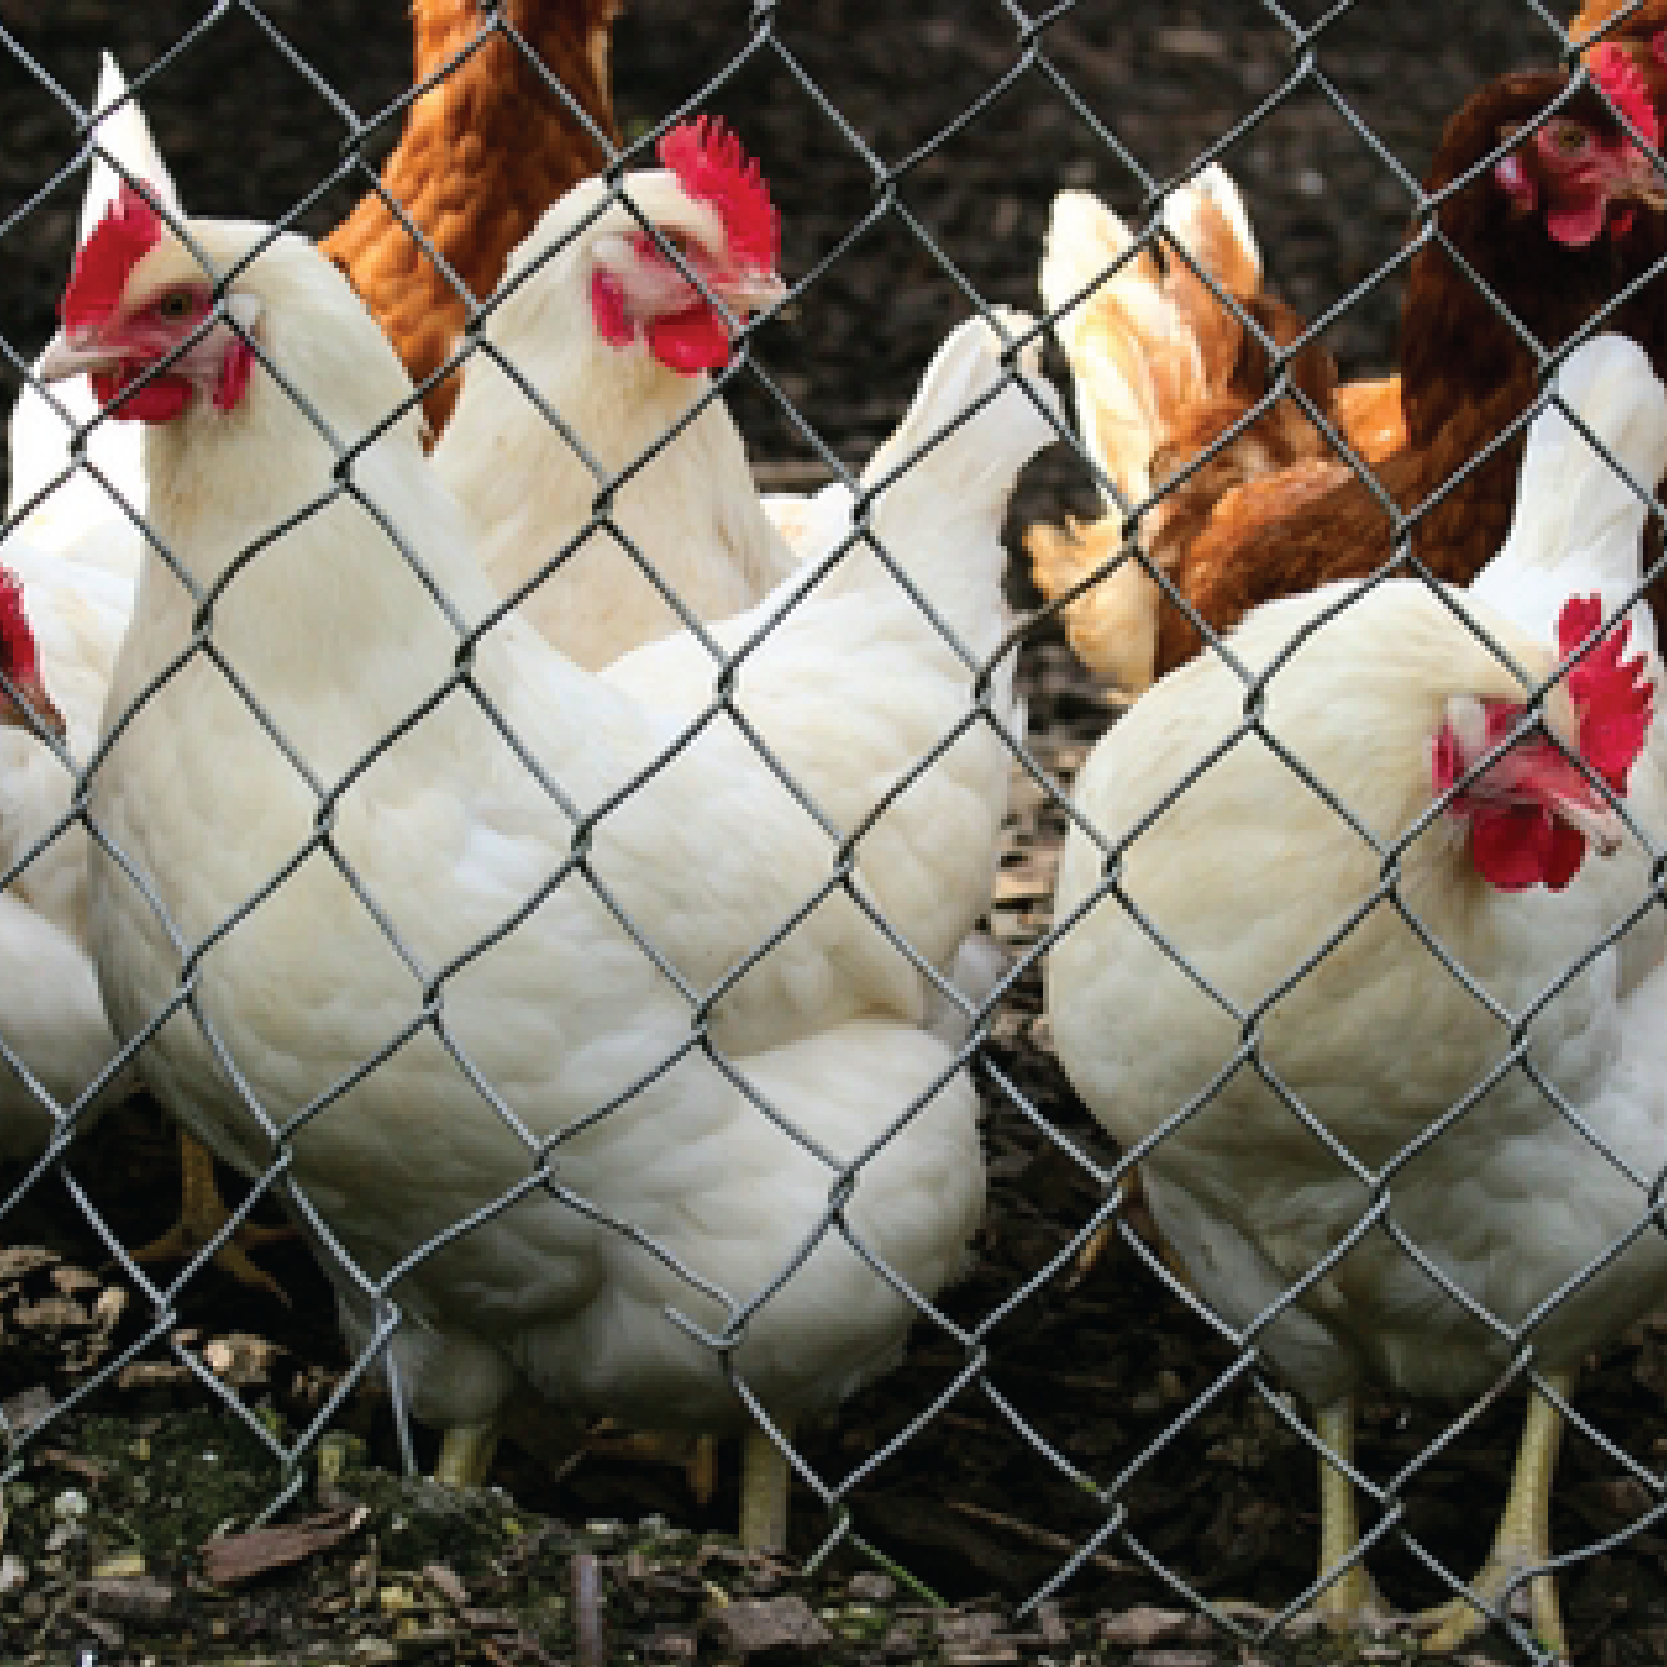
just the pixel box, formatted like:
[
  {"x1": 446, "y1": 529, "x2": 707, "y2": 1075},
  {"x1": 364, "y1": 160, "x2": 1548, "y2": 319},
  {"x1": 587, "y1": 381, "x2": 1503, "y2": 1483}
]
[
  {"x1": 1080, "y1": 1170, "x2": 1197, "y2": 1287},
  {"x1": 690, "y1": 1434, "x2": 717, "y2": 1505},
  {"x1": 739, "y1": 1418, "x2": 796, "y2": 1551},
  {"x1": 434, "y1": 1420, "x2": 502, "y2": 1489},
  {"x1": 1418, "y1": 1372, "x2": 1570, "y2": 1659},
  {"x1": 1312, "y1": 1397, "x2": 1391, "y2": 1628},
  {"x1": 1076, "y1": 1173, "x2": 1137, "y2": 1278},
  {"x1": 131, "y1": 1128, "x2": 295, "y2": 1303}
]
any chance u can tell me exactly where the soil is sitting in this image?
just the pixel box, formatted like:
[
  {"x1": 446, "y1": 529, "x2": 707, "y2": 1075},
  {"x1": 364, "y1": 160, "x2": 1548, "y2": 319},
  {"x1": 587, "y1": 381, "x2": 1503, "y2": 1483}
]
[{"x1": 4, "y1": 3, "x2": 1667, "y2": 1664}]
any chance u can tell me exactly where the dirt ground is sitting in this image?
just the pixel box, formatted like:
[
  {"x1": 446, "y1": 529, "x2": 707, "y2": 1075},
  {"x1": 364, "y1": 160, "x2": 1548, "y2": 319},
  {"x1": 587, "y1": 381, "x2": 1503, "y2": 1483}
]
[{"x1": 5, "y1": 2, "x2": 1667, "y2": 1664}]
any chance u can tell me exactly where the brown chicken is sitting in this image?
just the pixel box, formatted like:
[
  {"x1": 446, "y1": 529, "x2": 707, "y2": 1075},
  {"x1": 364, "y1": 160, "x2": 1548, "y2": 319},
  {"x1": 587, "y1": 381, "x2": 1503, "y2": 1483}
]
[
  {"x1": 1032, "y1": 52, "x2": 1667, "y2": 690},
  {"x1": 322, "y1": 0, "x2": 621, "y2": 437},
  {"x1": 1026, "y1": 166, "x2": 1404, "y2": 692}
]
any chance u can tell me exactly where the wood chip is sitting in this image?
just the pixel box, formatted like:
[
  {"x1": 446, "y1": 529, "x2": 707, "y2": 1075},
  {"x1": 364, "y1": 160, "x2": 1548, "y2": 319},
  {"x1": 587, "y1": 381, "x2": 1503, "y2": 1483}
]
[
  {"x1": 1, "y1": 1385, "x2": 53, "y2": 1435},
  {"x1": 1099, "y1": 1606, "x2": 1199, "y2": 1647},
  {"x1": 71, "y1": 1612, "x2": 124, "y2": 1650},
  {"x1": 117, "y1": 1359, "x2": 192, "y2": 1389},
  {"x1": 198, "y1": 1505, "x2": 368, "y2": 1586},
  {"x1": 38, "y1": 1448, "x2": 108, "y2": 1486},
  {"x1": 75, "y1": 1574, "x2": 176, "y2": 1621},
  {"x1": 701, "y1": 1594, "x2": 833, "y2": 1657},
  {"x1": 200, "y1": 1332, "x2": 283, "y2": 1386},
  {"x1": 421, "y1": 1561, "x2": 470, "y2": 1609},
  {"x1": 1036, "y1": 1600, "x2": 1069, "y2": 1648},
  {"x1": 934, "y1": 1613, "x2": 1020, "y2": 1664},
  {"x1": 0, "y1": 1246, "x2": 56, "y2": 1280},
  {"x1": 645, "y1": 1627, "x2": 698, "y2": 1659},
  {"x1": 572, "y1": 1551, "x2": 603, "y2": 1667},
  {"x1": 49, "y1": 1264, "x2": 101, "y2": 1296},
  {"x1": 462, "y1": 1608, "x2": 519, "y2": 1630}
]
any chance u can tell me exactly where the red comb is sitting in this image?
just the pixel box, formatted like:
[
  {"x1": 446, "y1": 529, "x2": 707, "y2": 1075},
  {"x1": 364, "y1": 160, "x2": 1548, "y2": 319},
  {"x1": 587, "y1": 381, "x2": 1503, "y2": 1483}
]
[
  {"x1": 1591, "y1": 42, "x2": 1662, "y2": 149},
  {"x1": 657, "y1": 117, "x2": 779, "y2": 271},
  {"x1": 0, "y1": 569, "x2": 39, "y2": 685},
  {"x1": 1557, "y1": 594, "x2": 1655, "y2": 789},
  {"x1": 59, "y1": 179, "x2": 164, "y2": 333}
]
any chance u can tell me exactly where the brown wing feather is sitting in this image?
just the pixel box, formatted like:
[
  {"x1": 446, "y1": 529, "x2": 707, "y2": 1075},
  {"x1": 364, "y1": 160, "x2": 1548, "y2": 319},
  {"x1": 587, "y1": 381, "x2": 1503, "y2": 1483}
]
[{"x1": 321, "y1": 0, "x2": 622, "y2": 439}]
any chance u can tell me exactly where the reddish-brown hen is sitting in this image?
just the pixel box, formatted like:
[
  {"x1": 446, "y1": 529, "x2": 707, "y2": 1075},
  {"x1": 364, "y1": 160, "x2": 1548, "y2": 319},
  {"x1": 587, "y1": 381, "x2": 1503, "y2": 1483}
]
[
  {"x1": 1035, "y1": 57, "x2": 1667, "y2": 688},
  {"x1": 1027, "y1": 166, "x2": 1404, "y2": 692},
  {"x1": 322, "y1": 0, "x2": 621, "y2": 437}
]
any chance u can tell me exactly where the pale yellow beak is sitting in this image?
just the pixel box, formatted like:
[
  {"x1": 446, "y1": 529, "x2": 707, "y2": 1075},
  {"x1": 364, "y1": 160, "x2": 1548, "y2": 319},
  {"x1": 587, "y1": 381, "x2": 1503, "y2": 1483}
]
[{"x1": 35, "y1": 329, "x2": 119, "y2": 384}]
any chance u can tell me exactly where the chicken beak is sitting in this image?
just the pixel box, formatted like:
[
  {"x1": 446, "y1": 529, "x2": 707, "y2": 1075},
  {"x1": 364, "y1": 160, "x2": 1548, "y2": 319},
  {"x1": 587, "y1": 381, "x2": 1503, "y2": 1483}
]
[
  {"x1": 1547, "y1": 783, "x2": 1626, "y2": 854},
  {"x1": 1619, "y1": 146, "x2": 1667, "y2": 212},
  {"x1": 0, "y1": 669, "x2": 66, "y2": 743},
  {"x1": 1499, "y1": 739, "x2": 1628, "y2": 854},
  {"x1": 714, "y1": 268, "x2": 790, "y2": 317},
  {"x1": 36, "y1": 329, "x2": 119, "y2": 384}
]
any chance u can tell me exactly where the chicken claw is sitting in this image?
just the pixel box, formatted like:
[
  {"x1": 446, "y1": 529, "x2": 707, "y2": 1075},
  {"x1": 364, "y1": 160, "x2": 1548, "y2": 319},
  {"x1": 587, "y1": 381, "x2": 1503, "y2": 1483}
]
[
  {"x1": 131, "y1": 1127, "x2": 295, "y2": 1304},
  {"x1": 1416, "y1": 1375, "x2": 1569, "y2": 1659}
]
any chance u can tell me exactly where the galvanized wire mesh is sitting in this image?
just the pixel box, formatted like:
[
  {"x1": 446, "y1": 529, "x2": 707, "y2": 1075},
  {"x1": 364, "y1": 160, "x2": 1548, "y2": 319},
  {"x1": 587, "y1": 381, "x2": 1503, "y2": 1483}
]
[{"x1": 0, "y1": 2, "x2": 1665, "y2": 1660}]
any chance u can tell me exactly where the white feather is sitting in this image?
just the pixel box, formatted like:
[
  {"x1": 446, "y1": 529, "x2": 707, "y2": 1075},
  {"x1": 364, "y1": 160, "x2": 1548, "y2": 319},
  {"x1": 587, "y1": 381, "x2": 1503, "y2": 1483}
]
[{"x1": 83, "y1": 224, "x2": 1056, "y2": 1444}]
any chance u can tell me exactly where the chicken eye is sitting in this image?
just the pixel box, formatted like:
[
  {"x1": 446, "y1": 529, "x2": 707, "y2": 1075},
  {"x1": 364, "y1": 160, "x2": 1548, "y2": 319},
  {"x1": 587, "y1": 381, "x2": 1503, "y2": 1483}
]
[
  {"x1": 1553, "y1": 123, "x2": 1591, "y2": 155},
  {"x1": 155, "y1": 290, "x2": 195, "y2": 320}
]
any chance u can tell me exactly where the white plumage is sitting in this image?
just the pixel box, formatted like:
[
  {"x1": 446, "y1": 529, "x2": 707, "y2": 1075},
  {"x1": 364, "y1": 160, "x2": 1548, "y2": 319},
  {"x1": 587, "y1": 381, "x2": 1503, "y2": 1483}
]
[
  {"x1": 53, "y1": 204, "x2": 1056, "y2": 1520},
  {"x1": 431, "y1": 135, "x2": 798, "y2": 667},
  {"x1": 0, "y1": 52, "x2": 164, "y2": 1161},
  {"x1": 1047, "y1": 335, "x2": 1667, "y2": 1647}
]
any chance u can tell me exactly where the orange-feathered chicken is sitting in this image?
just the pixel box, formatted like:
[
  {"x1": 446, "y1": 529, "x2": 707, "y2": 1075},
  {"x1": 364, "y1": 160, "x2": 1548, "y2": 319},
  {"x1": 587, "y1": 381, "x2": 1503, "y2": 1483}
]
[
  {"x1": 1031, "y1": 51, "x2": 1667, "y2": 692},
  {"x1": 1026, "y1": 166, "x2": 1403, "y2": 691},
  {"x1": 322, "y1": 0, "x2": 621, "y2": 437}
]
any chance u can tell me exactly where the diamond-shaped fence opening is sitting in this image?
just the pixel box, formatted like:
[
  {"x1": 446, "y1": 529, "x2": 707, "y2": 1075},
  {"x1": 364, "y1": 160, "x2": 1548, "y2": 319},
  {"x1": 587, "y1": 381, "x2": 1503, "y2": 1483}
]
[{"x1": 3, "y1": 1, "x2": 1667, "y2": 1661}]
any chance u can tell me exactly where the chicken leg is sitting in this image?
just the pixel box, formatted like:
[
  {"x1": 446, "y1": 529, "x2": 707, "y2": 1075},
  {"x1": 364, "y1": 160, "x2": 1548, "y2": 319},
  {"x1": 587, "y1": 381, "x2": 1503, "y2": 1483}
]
[
  {"x1": 1312, "y1": 1396, "x2": 1391, "y2": 1627},
  {"x1": 1418, "y1": 1372, "x2": 1570, "y2": 1658},
  {"x1": 739, "y1": 1418, "x2": 797, "y2": 1551},
  {"x1": 132, "y1": 1127, "x2": 295, "y2": 1302},
  {"x1": 434, "y1": 1420, "x2": 502, "y2": 1490}
]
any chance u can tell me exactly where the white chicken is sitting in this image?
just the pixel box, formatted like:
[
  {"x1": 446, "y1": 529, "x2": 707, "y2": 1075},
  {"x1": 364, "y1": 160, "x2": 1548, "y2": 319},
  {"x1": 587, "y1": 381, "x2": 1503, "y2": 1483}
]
[
  {"x1": 1047, "y1": 335, "x2": 1667, "y2": 1656},
  {"x1": 44, "y1": 189, "x2": 1056, "y2": 1544},
  {"x1": 431, "y1": 117, "x2": 798, "y2": 667},
  {"x1": 0, "y1": 57, "x2": 297, "y2": 1292},
  {"x1": 434, "y1": 115, "x2": 1018, "y2": 1029},
  {"x1": 0, "y1": 51, "x2": 167, "y2": 1169}
]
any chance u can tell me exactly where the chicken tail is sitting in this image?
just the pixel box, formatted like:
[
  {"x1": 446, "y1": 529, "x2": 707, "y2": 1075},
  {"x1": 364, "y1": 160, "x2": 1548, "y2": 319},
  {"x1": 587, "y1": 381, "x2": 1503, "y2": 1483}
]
[
  {"x1": 81, "y1": 53, "x2": 185, "y2": 242},
  {"x1": 1039, "y1": 188, "x2": 1193, "y2": 512},
  {"x1": 835, "y1": 308, "x2": 1062, "y2": 649},
  {"x1": 1158, "y1": 164, "x2": 1263, "y2": 391},
  {"x1": 1029, "y1": 182, "x2": 1228, "y2": 696},
  {"x1": 1025, "y1": 512, "x2": 1159, "y2": 695},
  {"x1": 1470, "y1": 334, "x2": 1667, "y2": 656},
  {"x1": 9, "y1": 52, "x2": 178, "y2": 529}
]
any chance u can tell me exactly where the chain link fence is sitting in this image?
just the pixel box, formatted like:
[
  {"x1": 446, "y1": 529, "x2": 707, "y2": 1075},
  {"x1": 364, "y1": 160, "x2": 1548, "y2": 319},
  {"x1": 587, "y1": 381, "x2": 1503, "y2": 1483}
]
[{"x1": 0, "y1": 2, "x2": 1664, "y2": 1661}]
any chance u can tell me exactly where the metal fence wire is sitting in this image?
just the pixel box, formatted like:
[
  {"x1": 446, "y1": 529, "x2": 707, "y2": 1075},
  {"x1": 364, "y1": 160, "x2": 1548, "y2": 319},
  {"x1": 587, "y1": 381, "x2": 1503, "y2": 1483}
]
[{"x1": 1, "y1": 1, "x2": 1666, "y2": 1661}]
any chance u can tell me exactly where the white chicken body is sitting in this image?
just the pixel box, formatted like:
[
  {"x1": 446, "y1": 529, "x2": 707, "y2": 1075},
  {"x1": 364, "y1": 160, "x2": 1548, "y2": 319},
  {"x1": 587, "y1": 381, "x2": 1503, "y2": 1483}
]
[
  {"x1": 1050, "y1": 572, "x2": 1667, "y2": 1410},
  {"x1": 80, "y1": 221, "x2": 1052, "y2": 1435},
  {"x1": 0, "y1": 53, "x2": 166, "y2": 1160},
  {"x1": 432, "y1": 171, "x2": 797, "y2": 667}
]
